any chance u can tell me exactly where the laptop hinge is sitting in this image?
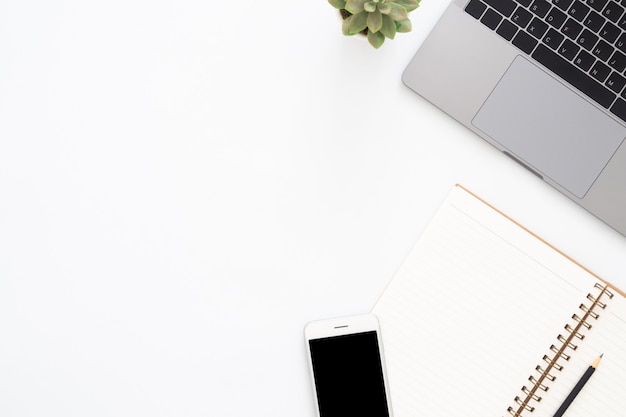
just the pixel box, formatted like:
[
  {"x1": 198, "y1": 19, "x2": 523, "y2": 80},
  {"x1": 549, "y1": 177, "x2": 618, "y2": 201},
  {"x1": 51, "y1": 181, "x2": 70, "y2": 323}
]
[{"x1": 503, "y1": 152, "x2": 543, "y2": 180}]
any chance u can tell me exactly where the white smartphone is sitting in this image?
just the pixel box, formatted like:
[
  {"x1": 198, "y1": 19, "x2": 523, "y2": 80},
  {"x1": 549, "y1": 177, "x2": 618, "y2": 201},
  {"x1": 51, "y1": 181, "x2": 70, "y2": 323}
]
[{"x1": 304, "y1": 313, "x2": 393, "y2": 417}]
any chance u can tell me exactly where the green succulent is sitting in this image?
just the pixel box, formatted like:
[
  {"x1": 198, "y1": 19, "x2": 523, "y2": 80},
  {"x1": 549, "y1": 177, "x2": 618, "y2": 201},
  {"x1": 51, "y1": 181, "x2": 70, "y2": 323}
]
[{"x1": 329, "y1": 0, "x2": 420, "y2": 48}]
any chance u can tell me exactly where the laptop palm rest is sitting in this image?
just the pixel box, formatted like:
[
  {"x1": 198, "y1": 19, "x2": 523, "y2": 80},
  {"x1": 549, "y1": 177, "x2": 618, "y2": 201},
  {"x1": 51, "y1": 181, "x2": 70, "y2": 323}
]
[{"x1": 473, "y1": 56, "x2": 626, "y2": 198}]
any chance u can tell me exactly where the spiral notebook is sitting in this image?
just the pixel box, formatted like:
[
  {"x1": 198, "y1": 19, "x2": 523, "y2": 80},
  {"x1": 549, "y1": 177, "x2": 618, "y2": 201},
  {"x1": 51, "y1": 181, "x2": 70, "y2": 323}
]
[{"x1": 372, "y1": 185, "x2": 626, "y2": 417}]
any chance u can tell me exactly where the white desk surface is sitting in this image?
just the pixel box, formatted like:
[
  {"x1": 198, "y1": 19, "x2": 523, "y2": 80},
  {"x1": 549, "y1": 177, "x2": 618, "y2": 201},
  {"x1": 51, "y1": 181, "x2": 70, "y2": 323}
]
[{"x1": 1, "y1": 1, "x2": 625, "y2": 416}]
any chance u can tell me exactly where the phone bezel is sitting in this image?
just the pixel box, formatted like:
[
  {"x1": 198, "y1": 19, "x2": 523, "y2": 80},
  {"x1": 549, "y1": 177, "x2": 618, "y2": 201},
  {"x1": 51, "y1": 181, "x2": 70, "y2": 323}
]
[{"x1": 304, "y1": 313, "x2": 393, "y2": 417}]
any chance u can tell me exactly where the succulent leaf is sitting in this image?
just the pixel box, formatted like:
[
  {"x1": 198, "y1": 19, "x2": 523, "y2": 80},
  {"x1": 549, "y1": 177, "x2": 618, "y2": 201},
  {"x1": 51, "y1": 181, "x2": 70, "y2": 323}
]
[
  {"x1": 378, "y1": 3, "x2": 391, "y2": 14},
  {"x1": 345, "y1": 0, "x2": 368, "y2": 14},
  {"x1": 380, "y1": 14, "x2": 397, "y2": 39},
  {"x1": 328, "y1": 0, "x2": 347, "y2": 10},
  {"x1": 364, "y1": 1, "x2": 377, "y2": 12},
  {"x1": 342, "y1": 14, "x2": 353, "y2": 35},
  {"x1": 387, "y1": 2, "x2": 408, "y2": 21},
  {"x1": 347, "y1": 11, "x2": 368, "y2": 35},
  {"x1": 395, "y1": 0, "x2": 419, "y2": 12},
  {"x1": 367, "y1": 9, "x2": 383, "y2": 32},
  {"x1": 396, "y1": 18, "x2": 412, "y2": 32},
  {"x1": 367, "y1": 30, "x2": 385, "y2": 48}
]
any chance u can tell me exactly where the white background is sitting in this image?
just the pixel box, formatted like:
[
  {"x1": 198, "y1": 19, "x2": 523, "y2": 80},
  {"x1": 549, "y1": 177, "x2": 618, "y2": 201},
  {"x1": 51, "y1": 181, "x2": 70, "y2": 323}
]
[{"x1": 1, "y1": 1, "x2": 625, "y2": 416}]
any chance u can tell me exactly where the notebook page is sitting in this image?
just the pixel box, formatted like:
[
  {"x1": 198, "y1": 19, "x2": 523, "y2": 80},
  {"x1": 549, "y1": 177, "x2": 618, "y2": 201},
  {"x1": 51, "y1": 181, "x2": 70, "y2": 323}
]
[
  {"x1": 534, "y1": 293, "x2": 626, "y2": 417},
  {"x1": 372, "y1": 186, "x2": 605, "y2": 417}
]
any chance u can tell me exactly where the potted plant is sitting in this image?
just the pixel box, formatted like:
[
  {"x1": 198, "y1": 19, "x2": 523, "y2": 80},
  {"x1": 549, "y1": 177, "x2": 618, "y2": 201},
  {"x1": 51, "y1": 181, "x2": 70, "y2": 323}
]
[{"x1": 329, "y1": 0, "x2": 420, "y2": 48}]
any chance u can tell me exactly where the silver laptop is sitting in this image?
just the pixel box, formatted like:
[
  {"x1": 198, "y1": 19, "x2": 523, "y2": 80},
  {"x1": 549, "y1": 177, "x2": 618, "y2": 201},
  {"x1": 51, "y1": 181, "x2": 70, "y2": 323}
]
[{"x1": 403, "y1": 0, "x2": 626, "y2": 236}]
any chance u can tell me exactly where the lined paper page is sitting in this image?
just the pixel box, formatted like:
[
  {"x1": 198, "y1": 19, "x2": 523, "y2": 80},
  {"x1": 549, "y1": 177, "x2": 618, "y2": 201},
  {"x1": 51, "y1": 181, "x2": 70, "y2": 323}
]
[{"x1": 372, "y1": 186, "x2": 605, "y2": 417}]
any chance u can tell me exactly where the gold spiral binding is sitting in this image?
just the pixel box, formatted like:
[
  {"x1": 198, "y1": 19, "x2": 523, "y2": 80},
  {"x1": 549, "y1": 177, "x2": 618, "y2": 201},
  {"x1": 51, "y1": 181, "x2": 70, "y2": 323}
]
[
  {"x1": 550, "y1": 344, "x2": 570, "y2": 361},
  {"x1": 505, "y1": 283, "x2": 613, "y2": 417}
]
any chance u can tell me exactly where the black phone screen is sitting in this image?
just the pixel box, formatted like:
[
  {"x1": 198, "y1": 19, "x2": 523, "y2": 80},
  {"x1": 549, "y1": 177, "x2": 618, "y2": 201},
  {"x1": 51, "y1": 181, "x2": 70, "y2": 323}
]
[{"x1": 308, "y1": 331, "x2": 390, "y2": 417}]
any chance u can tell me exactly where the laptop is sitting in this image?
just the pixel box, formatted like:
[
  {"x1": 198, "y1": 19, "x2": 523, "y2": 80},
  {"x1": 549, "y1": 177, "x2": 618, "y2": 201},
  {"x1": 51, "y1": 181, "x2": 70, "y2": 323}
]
[{"x1": 402, "y1": 0, "x2": 626, "y2": 236}]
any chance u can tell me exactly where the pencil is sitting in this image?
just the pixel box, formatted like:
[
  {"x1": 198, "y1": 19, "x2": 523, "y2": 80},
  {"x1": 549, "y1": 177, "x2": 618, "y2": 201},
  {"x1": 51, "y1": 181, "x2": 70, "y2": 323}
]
[{"x1": 552, "y1": 354, "x2": 603, "y2": 417}]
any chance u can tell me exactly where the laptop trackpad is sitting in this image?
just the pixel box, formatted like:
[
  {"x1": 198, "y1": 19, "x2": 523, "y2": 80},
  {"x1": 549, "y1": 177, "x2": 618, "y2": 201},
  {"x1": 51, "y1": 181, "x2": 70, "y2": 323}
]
[{"x1": 472, "y1": 56, "x2": 626, "y2": 198}]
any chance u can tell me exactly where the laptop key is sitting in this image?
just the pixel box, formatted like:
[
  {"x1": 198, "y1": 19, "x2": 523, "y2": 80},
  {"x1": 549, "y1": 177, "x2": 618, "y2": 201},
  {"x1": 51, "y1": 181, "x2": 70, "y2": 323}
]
[
  {"x1": 512, "y1": 30, "x2": 539, "y2": 53},
  {"x1": 497, "y1": 19, "x2": 519, "y2": 40},
  {"x1": 568, "y1": 1, "x2": 591, "y2": 22},
  {"x1": 590, "y1": 61, "x2": 611, "y2": 82},
  {"x1": 465, "y1": 0, "x2": 487, "y2": 19},
  {"x1": 584, "y1": 11, "x2": 607, "y2": 32},
  {"x1": 544, "y1": 28, "x2": 565, "y2": 49},
  {"x1": 593, "y1": 39, "x2": 616, "y2": 61},
  {"x1": 512, "y1": 7, "x2": 533, "y2": 27},
  {"x1": 600, "y1": 21, "x2": 621, "y2": 42},
  {"x1": 616, "y1": 33, "x2": 626, "y2": 53},
  {"x1": 481, "y1": 9, "x2": 503, "y2": 30},
  {"x1": 483, "y1": 0, "x2": 516, "y2": 17},
  {"x1": 562, "y1": 18, "x2": 584, "y2": 39},
  {"x1": 606, "y1": 71, "x2": 626, "y2": 94},
  {"x1": 533, "y1": 44, "x2": 616, "y2": 108},
  {"x1": 559, "y1": 39, "x2": 581, "y2": 60},
  {"x1": 577, "y1": 29, "x2": 599, "y2": 50},
  {"x1": 608, "y1": 50, "x2": 626, "y2": 71},
  {"x1": 574, "y1": 50, "x2": 595, "y2": 71},
  {"x1": 587, "y1": 0, "x2": 609, "y2": 13},
  {"x1": 553, "y1": 0, "x2": 574, "y2": 12},
  {"x1": 528, "y1": 17, "x2": 549, "y2": 38},
  {"x1": 602, "y1": 2, "x2": 625, "y2": 23},
  {"x1": 546, "y1": 7, "x2": 568, "y2": 29},
  {"x1": 610, "y1": 98, "x2": 626, "y2": 122},
  {"x1": 529, "y1": 0, "x2": 551, "y2": 18}
]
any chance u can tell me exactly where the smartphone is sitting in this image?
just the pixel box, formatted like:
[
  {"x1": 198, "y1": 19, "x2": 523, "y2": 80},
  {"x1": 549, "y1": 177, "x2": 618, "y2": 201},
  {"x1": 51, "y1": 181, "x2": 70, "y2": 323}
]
[{"x1": 304, "y1": 313, "x2": 393, "y2": 417}]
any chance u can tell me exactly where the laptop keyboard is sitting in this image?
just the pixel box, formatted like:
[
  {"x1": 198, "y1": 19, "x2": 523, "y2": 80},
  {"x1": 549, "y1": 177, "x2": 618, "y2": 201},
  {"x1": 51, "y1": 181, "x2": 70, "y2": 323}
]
[{"x1": 465, "y1": 0, "x2": 626, "y2": 123}]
